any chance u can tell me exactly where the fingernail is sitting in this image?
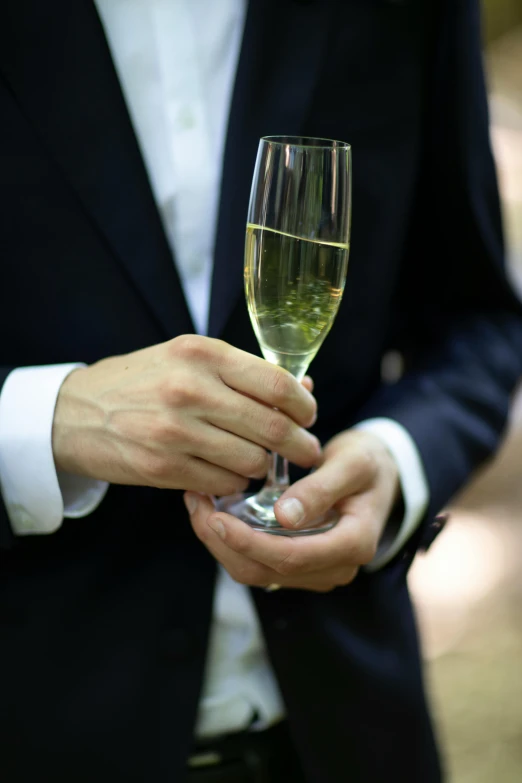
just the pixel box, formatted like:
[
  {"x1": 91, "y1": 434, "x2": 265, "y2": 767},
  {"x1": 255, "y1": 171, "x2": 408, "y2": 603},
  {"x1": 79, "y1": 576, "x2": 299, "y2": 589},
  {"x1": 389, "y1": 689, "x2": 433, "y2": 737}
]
[
  {"x1": 184, "y1": 493, "x2": 198, "y2": 515},
  {"x1": 208, "y1": 517, "x2": 226, "y2": 540},
  {"x1": 278, "y1": 498, "x2": 305, "y2": 527}
]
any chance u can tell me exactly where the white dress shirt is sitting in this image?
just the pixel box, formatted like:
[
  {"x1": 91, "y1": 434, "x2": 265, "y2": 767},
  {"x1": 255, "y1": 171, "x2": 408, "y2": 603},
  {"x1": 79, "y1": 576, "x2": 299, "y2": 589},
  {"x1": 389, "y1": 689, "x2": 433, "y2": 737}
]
[{"x1": 0, "y1": 0, "x2": 429, "y2": 740}]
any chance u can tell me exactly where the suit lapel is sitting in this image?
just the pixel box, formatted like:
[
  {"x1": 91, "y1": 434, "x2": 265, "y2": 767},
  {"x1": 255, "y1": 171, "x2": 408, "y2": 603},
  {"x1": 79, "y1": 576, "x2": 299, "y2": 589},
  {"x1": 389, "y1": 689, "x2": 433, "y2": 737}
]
[
  {"x1": 0, "y1": 0, "x2": 193, "y2": 338},
  {"x1": 208, "y1": 0, "x2": 332, "y2": 338}
]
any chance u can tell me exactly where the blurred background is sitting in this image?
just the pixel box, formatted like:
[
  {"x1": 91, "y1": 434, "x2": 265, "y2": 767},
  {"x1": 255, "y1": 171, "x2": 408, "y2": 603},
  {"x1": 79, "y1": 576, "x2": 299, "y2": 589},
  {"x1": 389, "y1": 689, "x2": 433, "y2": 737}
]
[{"x1": 408, "y1": 4, "x2": 522, "y2": 781}]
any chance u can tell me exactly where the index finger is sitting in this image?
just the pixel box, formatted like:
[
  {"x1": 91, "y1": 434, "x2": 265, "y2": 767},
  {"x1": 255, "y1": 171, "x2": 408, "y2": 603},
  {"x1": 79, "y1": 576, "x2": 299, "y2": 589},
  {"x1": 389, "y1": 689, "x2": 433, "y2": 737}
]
[
  {"x1": 219, "y1": 345, "x2": 317, "y2": 428},
  {"x1": 206, "y1": 509, "x2": 365, "y2": 577}
]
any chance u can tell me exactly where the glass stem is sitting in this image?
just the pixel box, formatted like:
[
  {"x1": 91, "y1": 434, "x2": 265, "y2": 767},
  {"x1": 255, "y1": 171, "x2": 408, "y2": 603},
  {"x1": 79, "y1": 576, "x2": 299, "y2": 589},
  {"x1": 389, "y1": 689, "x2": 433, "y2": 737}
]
[
  {"x1": 244, "y1": 451, "x2": 289, "y2": 526},
  {"x1": 266, "y1": 451, "x2": 290, "y2": 493}
]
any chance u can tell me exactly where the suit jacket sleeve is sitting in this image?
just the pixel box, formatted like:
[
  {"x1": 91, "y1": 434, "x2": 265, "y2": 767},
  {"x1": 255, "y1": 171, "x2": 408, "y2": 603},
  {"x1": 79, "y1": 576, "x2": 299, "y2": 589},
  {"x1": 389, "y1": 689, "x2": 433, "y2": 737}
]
[{"x1": 358, "y1": 0, "x2": 522, "y2": 529}]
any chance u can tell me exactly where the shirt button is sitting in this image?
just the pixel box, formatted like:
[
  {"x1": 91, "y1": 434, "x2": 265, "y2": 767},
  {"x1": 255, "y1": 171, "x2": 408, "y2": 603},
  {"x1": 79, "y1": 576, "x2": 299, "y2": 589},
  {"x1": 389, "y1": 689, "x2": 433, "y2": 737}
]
[
  {"x1": 177, "y1": 105, "x2": 196, "y2": 130},
  {"x1": 188, "y1": 256, "x2": 205, "y2": 275}
]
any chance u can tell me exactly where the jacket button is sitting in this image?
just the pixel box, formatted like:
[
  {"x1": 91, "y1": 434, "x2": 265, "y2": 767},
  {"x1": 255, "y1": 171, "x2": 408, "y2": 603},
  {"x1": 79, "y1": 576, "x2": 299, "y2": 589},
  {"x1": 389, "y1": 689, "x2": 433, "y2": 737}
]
[{"x1": 161, "y1": 629, "x2": 197, "y2": 662}]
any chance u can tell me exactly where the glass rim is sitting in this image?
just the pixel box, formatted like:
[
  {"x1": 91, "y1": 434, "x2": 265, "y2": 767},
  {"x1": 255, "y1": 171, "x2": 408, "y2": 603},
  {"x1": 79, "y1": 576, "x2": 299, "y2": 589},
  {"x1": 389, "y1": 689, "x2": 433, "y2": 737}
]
[{"x1": 261, "y1": 135, "x2": 351, "y2": 151}]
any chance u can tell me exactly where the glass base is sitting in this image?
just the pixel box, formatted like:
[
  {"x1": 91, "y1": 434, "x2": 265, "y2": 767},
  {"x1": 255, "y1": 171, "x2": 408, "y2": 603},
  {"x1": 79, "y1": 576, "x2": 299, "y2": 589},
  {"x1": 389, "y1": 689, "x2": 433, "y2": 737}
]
[{"x1": 216, "y1": 490, "x2": 338, "y2": 537}]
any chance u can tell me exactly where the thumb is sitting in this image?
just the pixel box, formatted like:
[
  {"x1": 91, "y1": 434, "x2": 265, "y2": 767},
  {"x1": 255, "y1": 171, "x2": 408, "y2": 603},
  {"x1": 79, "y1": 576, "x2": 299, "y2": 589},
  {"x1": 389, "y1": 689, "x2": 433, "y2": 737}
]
[{"x1": 274, "y1": 448, "x2": 371, "y2": 530}]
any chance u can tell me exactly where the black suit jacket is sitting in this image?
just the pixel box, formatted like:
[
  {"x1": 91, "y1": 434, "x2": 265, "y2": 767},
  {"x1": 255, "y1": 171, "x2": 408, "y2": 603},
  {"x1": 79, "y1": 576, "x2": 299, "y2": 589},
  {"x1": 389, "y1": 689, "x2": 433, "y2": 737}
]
[{"x1": 0, "y1": 1, "x2": 520, "y2": 781}]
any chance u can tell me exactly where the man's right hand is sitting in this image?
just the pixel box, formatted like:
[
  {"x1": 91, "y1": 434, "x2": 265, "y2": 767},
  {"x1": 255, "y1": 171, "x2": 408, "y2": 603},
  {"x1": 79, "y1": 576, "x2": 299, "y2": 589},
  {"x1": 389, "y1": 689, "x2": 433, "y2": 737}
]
[{"x1": 52, "y1": 335, "x2": 320, "y2": 497}]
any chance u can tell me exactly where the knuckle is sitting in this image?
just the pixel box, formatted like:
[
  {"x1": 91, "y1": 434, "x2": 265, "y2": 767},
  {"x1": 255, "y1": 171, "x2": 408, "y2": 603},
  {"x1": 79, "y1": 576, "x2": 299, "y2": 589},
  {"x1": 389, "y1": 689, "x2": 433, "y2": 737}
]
[
  {"x1": 175, "y1": 454, "x2": 197, "y2": 483},
  {"x1": 149, "y1": 415, "x2": 190, "y2": 447},
  {"x1": 275, "y1": 550, "x2": 302, "y2": 577},
  {"x1": 232, "y1": 533, "x2": 252, "y2": 556},
  {"x1": 169, "y1": 333, "x2": 209, "y2": 360},
  {"x1": 245, "y1": 448, "x2": 269, "y2": 479},
  {"x1": 143, "y1": 418, "x2": 170, "y2": 446},
  {"x1": 162, "y1": 380, "x2": 198, "y2": 408},
  {"x1": 354, "y1": 446, "x2": 378, "y2": 484},
  {"x1": 265, "y1": 413, "x2": 291, "y2": 446},
  {"x1": 138, "y1": 452, "x2": 172, "y2": 485},
  {"x1": 231, "y1": 563, "x2": 263, "y2": 586},
  {"x1": 193, "y1": 521, "x2": 211, "y2": 545},
  {"x1": 298, "y1": 441, "x2": 321, "y2": 468},
  {"x1": 269, "y1": 370, "x2": 294, "y2": 406},
  {"x1": 306, "y1": 478, "x2": 331, "y2": 510},
  {"x1": 215, "y1": 475, "x2": 248, "y2": 497}
]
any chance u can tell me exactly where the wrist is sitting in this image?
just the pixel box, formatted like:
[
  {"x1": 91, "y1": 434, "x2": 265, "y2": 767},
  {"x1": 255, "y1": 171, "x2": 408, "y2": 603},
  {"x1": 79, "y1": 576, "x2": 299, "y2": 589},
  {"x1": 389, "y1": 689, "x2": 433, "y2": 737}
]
[
  {"x1": 374, "y1": 435, "x2": 401, "y2": 506},
  {"x1": 363, "y1": 430, "x2": 401, "y2": 534},
  {"x1": 354, "y1": 418, "x2": 430, "y2": 570},
  {"x1": 51, "y1": 365, "x2": 105, "y2": 476}
]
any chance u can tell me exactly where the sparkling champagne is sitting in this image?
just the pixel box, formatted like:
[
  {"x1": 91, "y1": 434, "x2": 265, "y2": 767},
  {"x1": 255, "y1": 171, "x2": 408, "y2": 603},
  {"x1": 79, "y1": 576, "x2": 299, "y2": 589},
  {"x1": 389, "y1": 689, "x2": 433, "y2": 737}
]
[{"x1": 245, "y1": 223, "x2": 349, "y2": 379}]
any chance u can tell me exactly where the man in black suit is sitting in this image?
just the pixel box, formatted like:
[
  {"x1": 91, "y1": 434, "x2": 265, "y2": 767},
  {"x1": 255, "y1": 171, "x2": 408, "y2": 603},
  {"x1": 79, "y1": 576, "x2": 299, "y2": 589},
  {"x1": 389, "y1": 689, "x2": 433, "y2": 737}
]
[{"x1": 0, "y1": 0, "x2": 520, "y2": 781}]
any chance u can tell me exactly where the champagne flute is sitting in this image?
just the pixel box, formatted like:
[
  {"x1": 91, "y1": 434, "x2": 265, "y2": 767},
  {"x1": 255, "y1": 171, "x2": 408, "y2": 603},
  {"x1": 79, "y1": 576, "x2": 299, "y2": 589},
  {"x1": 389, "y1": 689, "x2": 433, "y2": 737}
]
[{"x1": 219, "y1": 136, "x2": 351, "y2": 536}]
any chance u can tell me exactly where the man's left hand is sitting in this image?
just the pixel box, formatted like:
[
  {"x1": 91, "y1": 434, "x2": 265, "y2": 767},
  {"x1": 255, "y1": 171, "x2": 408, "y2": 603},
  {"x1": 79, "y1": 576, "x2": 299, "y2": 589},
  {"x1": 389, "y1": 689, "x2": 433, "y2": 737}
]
[{"x1": 185, "y1": 430, "x2": 400, "y2": 592}]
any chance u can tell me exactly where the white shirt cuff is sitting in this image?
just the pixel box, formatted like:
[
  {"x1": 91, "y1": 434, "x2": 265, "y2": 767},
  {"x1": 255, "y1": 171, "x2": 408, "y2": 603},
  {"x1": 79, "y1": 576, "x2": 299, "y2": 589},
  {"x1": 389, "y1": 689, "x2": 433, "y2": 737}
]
[
  {"x1": 354, "y1": 417, "x2": 429, "y2": 571},
  {"x1": 0, "y1": 365, "x2": 108, "y2": 536}
]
